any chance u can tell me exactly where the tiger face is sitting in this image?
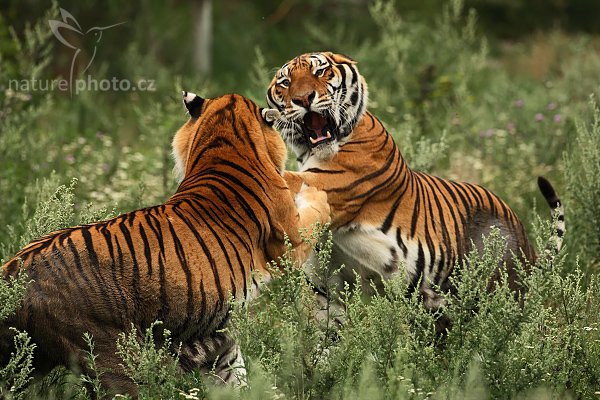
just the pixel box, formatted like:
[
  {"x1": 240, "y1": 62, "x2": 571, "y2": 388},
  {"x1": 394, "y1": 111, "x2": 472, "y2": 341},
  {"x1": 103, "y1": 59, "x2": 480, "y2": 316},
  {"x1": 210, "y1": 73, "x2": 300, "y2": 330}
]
[{"x1": 266, "y1": 52, "x2": 368, "y2": 162}]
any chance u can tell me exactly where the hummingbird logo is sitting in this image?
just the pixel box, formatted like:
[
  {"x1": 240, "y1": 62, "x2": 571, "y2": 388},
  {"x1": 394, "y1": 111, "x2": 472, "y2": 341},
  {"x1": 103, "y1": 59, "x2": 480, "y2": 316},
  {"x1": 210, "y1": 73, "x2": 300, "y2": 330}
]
[{"x1": 49, "y1": 8, "x2": 125, "y2": 95}]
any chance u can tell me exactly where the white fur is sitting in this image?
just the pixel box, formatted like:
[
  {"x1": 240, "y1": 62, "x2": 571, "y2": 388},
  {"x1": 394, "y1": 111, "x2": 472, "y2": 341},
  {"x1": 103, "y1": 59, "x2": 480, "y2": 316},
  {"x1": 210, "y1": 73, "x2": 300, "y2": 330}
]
[
  {"x1": 183, "y1": 91, "x2": 197, "y2": 104},
  {"x1": 306, "y1": 223, "x2": 445, "y2": 304},
  {"x1": 294, "y1": 183, "x2": 311, "y2": 210},
  {"x1": 333, "y1": 224, "x2": 398, "y2": 279}
]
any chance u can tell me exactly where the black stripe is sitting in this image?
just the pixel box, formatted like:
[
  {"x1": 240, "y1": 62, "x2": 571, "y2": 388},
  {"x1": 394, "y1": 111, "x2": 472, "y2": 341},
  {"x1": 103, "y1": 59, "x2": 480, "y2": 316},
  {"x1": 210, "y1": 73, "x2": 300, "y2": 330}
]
[
  {"x1": 480, "y1": 188, "x2": 498, "y2": 217},
  {"x1": 452, "y1": 181, "x2": 477, "y2": 210},
  {"x1": 410, "y1": 173, "x2": 423, "y2": 238},
  {"x1": 408, "y1": 241, "x2": 426, "y2": 295},
  {"x1": 203, "y1": 177, "x2": 268, "y2": 243},
  {"x1": 99, "y1": 226, "x2": 129, "y2": 319},
  {"x1": 463, "y1": 182, "x2": 485, "y2": 210},
  {"x1": 174, "y1": 205, "x2": 239, "y2": 300},
  {"x1": 165, "y1": 212, "x2": 196, "y2": 330},
  {"x1": 189, "y1": 187, "x2": 255, "y2": 244},
  {"x1": 138, "y1": 223, "x2": 153, "y2": 276},
  {"x1": 349, "y1": 65, "x2": 358, "y2": 85},
  {"x1": 428, "y1": 177, "x2": 463, "y2": 267},
  {"x1": 66, "y1": 237, "x2": 92, "y2": 286},
  {"x1": 81, "y1": 227, "x2": 112, "y2": 310},
  {"x1": 418, "y1": 176, "x2": 437, "y2": 274},
  {"x1": 328, "y1": 139, "x2": 398, "y2": 193},
  {"x1": 53, "y1": 243, "x2": 95, "y2": 310},
  {"x1": 380, "y1": 170, "x2": 412, "y2": 233},
  {"x1": 145, "y1": 211, "x2": 170, "y2": 321},
  {"x1": 185, "y1": 198, "x2": 253, "y2": 298},
  {"x1": 117, "y1": 221, "x2": 142, "y2": 320},
  {"x1": 185, "y1": 137, "x2": 236, "y2": 183},
  {"x1": 304, "y1": 168, "x2": 346, "y2": 174},
  {"x1": 396, "y1": 228, "x2": 408, "y2": 257}
]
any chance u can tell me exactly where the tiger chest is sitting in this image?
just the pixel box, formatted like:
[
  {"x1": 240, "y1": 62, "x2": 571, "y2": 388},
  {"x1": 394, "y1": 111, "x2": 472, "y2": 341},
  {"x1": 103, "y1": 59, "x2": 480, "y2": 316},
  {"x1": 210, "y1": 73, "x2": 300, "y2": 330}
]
[{"x1": 329, "y1": 223, "x2": 440, "y2": 292}]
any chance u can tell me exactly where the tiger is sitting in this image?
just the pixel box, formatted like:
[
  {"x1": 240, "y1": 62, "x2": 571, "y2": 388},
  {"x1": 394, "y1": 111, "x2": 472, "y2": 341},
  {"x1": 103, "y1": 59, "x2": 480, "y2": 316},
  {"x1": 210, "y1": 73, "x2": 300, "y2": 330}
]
[
  {"x1": 0, "y1": 92, "x2": 330, "y2": 396},
  {"x1": 266, "y1": 51, "x2": 565, "y2": 321}
]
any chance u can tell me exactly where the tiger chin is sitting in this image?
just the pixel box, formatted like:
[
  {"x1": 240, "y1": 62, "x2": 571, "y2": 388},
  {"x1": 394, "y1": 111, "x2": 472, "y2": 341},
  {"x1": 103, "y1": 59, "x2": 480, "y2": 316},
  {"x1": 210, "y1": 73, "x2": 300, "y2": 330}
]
[
  {"x1": 0, "y1": 92, "x2": 330, "y2": 396},
  {"x1": 267, "y1": 52, "x2": 565, "y2": 329}
]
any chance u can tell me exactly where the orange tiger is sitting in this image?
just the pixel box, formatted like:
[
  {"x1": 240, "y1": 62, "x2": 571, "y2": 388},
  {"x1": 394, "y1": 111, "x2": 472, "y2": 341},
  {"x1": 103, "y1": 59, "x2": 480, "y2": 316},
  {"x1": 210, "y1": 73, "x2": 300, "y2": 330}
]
[
  {"x1": 267, "y1": 52, "x2": 564, "y2": 315},
  {"x1": 0, "y1": 92, "x2": 330, "y2": 395}
]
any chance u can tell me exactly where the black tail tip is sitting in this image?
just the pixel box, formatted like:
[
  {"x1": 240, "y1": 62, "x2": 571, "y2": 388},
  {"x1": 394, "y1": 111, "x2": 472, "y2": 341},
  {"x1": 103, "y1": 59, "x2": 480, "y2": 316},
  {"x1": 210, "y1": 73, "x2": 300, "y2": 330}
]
[{"x1": 537, "y1": 176, "x2": 560, "y2": 207}]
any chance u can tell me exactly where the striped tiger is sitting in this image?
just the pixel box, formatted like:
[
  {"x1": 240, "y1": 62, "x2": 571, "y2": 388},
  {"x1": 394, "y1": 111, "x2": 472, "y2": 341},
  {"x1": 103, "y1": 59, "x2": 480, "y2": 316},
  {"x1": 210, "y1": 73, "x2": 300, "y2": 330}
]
[
  {"x1": 266, "y1": 52, "x2": 564, "y2": 317},
  {"x1": 0, "y1": 92, "x2": 330, "y2": 395}
]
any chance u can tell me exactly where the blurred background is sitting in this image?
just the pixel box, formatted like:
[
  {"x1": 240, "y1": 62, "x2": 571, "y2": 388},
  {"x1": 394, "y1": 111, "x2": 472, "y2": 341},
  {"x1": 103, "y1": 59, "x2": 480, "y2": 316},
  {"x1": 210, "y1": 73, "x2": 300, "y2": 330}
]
[{"x1": 0, "y1": 0, "x2": 599, "y2": 268}]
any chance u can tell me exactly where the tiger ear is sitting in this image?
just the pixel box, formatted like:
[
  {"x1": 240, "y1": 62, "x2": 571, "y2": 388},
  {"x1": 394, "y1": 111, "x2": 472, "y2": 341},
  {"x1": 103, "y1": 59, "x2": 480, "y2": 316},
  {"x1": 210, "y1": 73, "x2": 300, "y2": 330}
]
[
  {"x1": 260, "y1": 108, "x2": 280, "y2": 126},
  {"x1": 182, "y1": 91, "x2": 204, "y2": 119},
  {"x1": 327, "y1": 52, "x2": 356, "y2": 65}
]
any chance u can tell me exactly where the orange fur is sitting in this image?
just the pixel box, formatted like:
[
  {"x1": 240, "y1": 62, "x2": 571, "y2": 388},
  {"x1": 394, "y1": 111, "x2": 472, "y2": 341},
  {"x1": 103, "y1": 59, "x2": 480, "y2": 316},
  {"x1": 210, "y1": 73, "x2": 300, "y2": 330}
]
[
  {"x1": 1, "y1": 93, "x2": 329, "y2": 395},
  {"x1": 268, "y1": 52, "x2": 562, "y2": 315}
]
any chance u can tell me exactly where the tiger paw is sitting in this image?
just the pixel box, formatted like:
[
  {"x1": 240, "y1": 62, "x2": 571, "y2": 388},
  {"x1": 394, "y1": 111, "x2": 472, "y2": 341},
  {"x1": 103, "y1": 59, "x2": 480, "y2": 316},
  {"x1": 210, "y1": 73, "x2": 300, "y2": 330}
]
[{"x1": 296, "y1": 184, "x2": 331, "y2": 225}]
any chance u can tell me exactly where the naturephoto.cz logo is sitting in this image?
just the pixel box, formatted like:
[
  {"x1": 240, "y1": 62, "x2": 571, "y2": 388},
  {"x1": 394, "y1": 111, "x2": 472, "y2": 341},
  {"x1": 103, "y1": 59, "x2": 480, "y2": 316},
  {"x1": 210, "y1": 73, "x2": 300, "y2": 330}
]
[{"x1": 8, "y1": 8, "x2": 155, "y2": 96}]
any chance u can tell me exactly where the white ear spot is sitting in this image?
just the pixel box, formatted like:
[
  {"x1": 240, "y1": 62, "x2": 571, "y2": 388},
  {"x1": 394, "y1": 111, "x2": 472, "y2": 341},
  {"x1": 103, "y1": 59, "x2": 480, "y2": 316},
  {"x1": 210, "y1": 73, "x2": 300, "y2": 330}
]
[
  {"x1": 262, "y1": 108, "x2": 281, "y2": 123},
  {"x1": 183, "y1": 91, "x2": 198, "y2": 105},
  {"x1": 182, "y1": 90, "x2": 204, "y2": 118}
]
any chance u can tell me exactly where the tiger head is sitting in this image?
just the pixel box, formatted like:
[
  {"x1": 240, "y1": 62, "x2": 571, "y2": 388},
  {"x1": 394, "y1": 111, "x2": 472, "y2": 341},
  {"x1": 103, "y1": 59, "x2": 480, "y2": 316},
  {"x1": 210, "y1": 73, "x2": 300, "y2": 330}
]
[
  {"x1": 266, "y1": 52, "x2": 368, "y2": 161},
  {"x1": 172, "y1": 91, "x2": 285, "y2": 182}
]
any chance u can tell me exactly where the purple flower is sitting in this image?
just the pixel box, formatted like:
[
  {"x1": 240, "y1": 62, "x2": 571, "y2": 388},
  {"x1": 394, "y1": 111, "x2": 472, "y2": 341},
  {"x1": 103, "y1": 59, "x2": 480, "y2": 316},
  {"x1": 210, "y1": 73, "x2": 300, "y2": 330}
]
[
  {"x1": 553, "y1": 114, "x2": 562, "y2": 123},
  {"x1": 100, "y1": 163, "x2": 109, "y2": 172},
  {"x1": 515, "y1": 99, "x2": 524, "y2": 108},
  {"x1": 547, "y1": 102, "x2": 557, "y2": 110},
  {"x1": 479, "y1": 129, "x2": 495, "y2": 138},
  {"x1": 506, "y1": 121, "x2": 516, "y2": 133},
  {"x1": 535, "y1": 113, "x2": 544, "y2": 122},
  {"x1": 65, "y1": 154, "x2": 75, "y2": 163}
]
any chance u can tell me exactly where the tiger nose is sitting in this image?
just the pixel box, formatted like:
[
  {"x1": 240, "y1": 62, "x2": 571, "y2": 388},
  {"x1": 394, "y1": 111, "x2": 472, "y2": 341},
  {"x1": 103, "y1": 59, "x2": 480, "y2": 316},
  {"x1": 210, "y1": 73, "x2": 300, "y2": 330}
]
[{"x1": 291, "y1": 91, "x2": 315, "y2": 108}]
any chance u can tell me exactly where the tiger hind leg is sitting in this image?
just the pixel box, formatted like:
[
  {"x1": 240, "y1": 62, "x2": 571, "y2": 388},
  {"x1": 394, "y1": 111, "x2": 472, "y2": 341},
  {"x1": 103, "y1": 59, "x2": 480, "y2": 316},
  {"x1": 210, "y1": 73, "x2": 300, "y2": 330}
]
[{"x1": 179, "y1": 332, "x2": 247, "y2": 388}]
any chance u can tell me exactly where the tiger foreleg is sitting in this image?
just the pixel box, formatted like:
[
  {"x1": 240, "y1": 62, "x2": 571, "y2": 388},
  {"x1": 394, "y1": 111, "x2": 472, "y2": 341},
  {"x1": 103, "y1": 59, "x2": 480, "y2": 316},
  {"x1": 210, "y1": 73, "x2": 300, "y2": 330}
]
[{"x1": 289, "y1": 184, "x2": 330, "y2": 265}]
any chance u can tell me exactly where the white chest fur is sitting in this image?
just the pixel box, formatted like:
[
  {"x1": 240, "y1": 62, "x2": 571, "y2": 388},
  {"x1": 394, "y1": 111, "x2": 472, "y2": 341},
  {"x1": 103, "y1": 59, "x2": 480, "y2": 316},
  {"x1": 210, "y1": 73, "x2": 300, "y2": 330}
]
[{"x1": 308, "y1": 223, "x2": 441, "y2": 303}]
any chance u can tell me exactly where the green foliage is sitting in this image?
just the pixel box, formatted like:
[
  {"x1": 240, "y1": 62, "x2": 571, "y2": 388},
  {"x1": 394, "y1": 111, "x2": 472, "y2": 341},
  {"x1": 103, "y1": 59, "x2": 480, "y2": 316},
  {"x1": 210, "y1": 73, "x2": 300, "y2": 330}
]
[
  {"x1": 230, "y1": 226, "x2": 600, "y2": 399},
  {"x1": 0, "y1": 329, "x2": 36, "y2": 399},
  {"x1": 362, "y1": 0, "x2": 487, "y2": 133},
  {"x1": 0, "y1": 273, "x2": 30, "y2": 322},
  {"x1": 564, "y1": 97, "x2": 600, "y2": 272},
  {"x1": 230, "y1": 233, "x2": 333, "y2": 397},
  {"x1": 115, "y1": 321, "x2": 192, "y2": 399},
  {"x1": 78, "y1": 333, "x2": 107, "y2": 400}
]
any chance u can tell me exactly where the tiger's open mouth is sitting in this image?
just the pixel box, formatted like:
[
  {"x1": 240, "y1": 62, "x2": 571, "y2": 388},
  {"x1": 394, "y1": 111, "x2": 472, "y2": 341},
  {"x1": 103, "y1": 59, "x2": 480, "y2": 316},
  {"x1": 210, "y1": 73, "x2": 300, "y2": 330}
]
[{"x1": 302, "y1": 112, "x2": 335, "y2": 147}]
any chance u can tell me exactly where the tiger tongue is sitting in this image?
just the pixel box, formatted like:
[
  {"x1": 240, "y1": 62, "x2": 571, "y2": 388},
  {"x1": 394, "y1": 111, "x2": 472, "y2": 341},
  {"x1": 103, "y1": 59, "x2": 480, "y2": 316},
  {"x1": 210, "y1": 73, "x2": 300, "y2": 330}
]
[{"x1": 303, "y1": 112, "x2": 328, "y2": 135}]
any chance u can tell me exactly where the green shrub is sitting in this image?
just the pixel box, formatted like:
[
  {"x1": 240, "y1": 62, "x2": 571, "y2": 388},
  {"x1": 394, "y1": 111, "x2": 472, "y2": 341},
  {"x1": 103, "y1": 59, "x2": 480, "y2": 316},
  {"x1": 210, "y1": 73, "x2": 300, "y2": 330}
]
[
  {"x1": 0, "y1": 328, "x2": 36, "y2": 399},
  {"x1": 564, "y1": 97, "x2": 600, "y2": 273},
  {"x1": 115, "y1": 321, "x2": 197, "y2": 399}
]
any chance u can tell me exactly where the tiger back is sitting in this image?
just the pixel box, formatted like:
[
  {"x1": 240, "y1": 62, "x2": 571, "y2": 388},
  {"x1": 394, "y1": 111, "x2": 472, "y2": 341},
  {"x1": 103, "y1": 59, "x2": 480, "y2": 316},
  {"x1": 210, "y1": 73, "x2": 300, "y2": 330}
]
[
  {"x1": 0, "y1": 92, "x2": 330, "y2": 395},
  {"x1": 267, "y1": 52, "x2": 564, "y2": 312}
]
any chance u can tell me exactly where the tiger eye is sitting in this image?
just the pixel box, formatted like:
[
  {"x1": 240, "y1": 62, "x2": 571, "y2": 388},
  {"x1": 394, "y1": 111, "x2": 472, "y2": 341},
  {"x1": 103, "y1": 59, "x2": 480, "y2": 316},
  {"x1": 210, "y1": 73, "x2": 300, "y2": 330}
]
[{"x1": 315, "y1": 67, "x2": 330, "y2": 78}]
